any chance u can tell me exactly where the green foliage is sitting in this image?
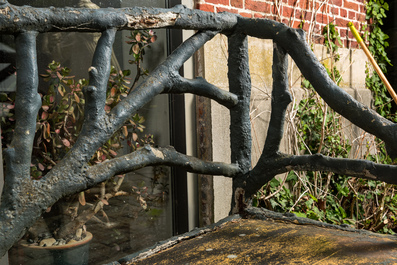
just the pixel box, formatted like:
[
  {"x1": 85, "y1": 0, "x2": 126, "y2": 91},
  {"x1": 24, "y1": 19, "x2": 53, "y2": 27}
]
[
  {"x1": 126, "y1": 30, "x2": 157, "y2": 64},
  {"x1": 126, "y1": 30, "x2": 157, "y2": 89},
  {"x1": 296, "y1": 92, "x2": 350, "y2": 157},
  {"x1": 322, "y1": 23, "x2": 342, "y2": 61},
  {"x1": 255, "y1": 17, "x2": 397, "y2": 234},
  {"x1": 362, "y1": 0, "x2": 397, "y2": 228},
  {"x1": 365, "y1": 0, "x2": 394, "y2": 121},
  {"x1": 366, "y1": 0, "x2": 389, "y2": 27}
]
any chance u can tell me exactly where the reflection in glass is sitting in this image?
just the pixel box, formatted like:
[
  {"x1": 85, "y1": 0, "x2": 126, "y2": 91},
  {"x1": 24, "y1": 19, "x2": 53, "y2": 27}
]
[{"x1": 1, "y1": 0, "x2": 173, "y2": 264}]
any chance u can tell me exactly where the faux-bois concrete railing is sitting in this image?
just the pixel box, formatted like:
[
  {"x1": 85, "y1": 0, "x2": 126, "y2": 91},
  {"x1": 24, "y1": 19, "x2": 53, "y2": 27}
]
[{"x1": 1, "y1": 1, "x2": 397, "y2": 257}]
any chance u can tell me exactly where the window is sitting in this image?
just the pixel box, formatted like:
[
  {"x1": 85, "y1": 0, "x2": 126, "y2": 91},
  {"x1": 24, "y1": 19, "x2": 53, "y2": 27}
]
[{"x1": 0, "y1": 1, "x2": 191, "y2": 264}]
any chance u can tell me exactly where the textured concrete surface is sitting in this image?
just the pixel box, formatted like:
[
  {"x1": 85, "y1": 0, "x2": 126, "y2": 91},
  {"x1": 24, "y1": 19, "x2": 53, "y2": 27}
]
[{"x1": 123, "y1": 208, "x2": 397, "y2": 265}]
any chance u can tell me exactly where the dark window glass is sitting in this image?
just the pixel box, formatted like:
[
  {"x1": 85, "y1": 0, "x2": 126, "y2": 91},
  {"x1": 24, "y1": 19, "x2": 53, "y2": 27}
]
[{"x1": 1, "y1": 1, "x2": 177, "y2": 264}]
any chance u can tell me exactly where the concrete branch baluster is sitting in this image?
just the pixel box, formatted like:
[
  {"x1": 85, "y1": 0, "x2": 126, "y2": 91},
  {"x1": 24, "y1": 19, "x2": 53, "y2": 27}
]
[
  {"x1": 1, "y1": 30, "x2": 41, "y2": 254},
  {"x1": 4, "y1": 32, "x2": 40, "y2": 179},
  {"x1": 3, "y1": 31, "x2": 40, "y2": 197},
  {"x1": 228, "y1": 32, "x2": 252, "y2": 214},
  {"x1": 261, "y1": 43, "x2": 292, "y2": 156},
  {"x1": 228, "y1": 33, "x2": 252, "y2": 173}
]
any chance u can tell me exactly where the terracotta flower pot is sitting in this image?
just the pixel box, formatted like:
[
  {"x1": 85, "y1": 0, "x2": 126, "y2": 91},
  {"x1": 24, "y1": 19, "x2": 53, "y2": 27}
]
[{"x1": 18, "y1": 232, "x2": 93, "y2": 265}]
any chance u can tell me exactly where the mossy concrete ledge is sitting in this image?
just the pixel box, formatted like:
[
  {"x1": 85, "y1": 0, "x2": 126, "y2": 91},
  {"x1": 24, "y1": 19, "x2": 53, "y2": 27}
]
[{"x1": 107, "y1": 207, "x2": 397, "y2": 264}]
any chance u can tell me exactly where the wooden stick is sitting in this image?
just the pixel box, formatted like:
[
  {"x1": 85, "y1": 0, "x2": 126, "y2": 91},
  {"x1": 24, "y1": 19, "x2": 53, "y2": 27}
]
[{"x1": 348, "y1": 22, "x2": 397, "y2": 104}]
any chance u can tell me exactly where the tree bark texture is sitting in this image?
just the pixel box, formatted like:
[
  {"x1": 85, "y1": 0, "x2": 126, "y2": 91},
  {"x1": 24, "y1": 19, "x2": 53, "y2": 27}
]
[{"x1": 1, "y1": 1, "x2": 397, "y2": 256}]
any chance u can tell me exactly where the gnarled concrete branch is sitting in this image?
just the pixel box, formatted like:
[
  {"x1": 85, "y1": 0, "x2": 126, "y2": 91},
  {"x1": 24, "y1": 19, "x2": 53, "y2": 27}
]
[
  {"x1": 238, "y1": 17, "x2": 397, "y2": 157},
  {"x1": 244, "y1": 153, "x2": 397, "y2": 197},
  {"x1": 86, "y1": 145, "x2": 241, "y2": 186},
  {"x1": 110, "y1": 30, "x2": 217, "y2": 128},
  {"x1": 1, "y1": 4, "x2": 397, "y2": 258},
  {"x1": 0, "y1": 4, "x2": 237, "y2": 34},
  {"x1": 165, "y1": 76, "x2": 238, "y2": 108}
]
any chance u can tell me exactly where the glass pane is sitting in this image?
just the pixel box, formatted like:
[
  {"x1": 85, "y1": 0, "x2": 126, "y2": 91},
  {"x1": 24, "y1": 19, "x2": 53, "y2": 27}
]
[{"x1": 2, "y1": 1, "x2": 173, "y2": 264}]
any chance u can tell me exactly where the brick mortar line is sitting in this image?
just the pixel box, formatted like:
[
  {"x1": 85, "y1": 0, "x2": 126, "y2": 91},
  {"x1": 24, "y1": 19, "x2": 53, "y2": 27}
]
[
  {"x1": 204, "y1": 3, "x2": 365, "y2": 17},
  {"x1": 200, "y1": 1, "x2": 366, "y2": 46}
]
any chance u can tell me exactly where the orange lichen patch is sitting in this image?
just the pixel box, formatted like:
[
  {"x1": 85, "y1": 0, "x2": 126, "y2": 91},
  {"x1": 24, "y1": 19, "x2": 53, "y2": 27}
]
[{"x1": 132, "y1": 219, "x2": 397, "y2": 264}]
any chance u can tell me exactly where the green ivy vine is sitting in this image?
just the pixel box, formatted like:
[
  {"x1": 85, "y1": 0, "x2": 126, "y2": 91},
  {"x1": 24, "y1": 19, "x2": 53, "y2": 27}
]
[{"x1": 365, "y1": 0, "x2": 394, "y2": 120}]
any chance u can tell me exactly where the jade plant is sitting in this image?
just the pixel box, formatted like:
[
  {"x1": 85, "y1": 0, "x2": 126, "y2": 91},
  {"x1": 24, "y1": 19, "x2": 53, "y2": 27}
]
[{"x1": 1, "y1": 29, "x2": 159, "y2": 246}]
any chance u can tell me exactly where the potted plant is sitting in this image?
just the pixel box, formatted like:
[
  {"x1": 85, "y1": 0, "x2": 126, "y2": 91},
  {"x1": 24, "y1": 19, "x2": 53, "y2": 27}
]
[{"x1": 1, "y1": 29, "x2": 162, "y2": 264}]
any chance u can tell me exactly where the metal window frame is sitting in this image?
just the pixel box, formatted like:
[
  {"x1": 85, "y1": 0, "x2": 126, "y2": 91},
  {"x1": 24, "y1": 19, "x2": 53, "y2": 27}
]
[{"x1": 167, "y1": 0, "x2": 189, "y2": 235}]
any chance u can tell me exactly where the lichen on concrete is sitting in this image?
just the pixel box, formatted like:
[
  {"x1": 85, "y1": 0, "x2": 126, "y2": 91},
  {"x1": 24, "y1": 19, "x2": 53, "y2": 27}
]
[{"x1": 127, "y1": 208, "x2": 397, "y2": 264}]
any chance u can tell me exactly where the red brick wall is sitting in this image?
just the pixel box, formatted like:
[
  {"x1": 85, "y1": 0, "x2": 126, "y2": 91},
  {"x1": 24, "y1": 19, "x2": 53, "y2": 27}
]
[{"x1": 196, "y1": 0, "x2": 367, "y2": 48}]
